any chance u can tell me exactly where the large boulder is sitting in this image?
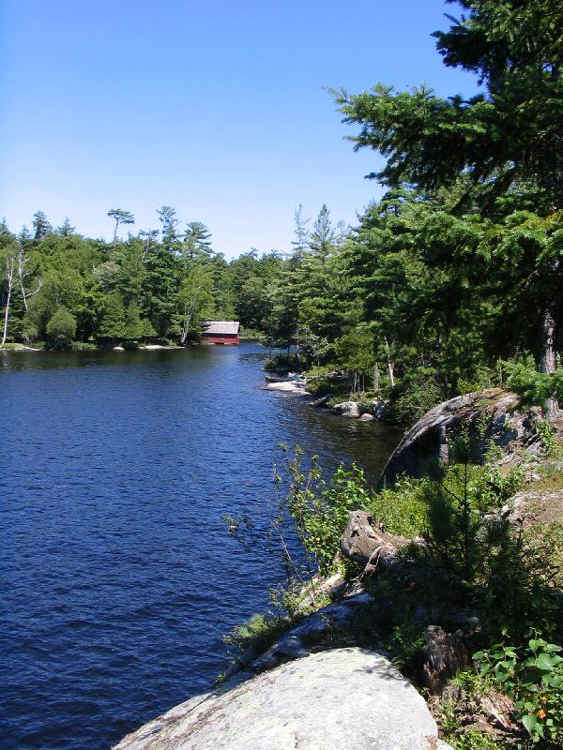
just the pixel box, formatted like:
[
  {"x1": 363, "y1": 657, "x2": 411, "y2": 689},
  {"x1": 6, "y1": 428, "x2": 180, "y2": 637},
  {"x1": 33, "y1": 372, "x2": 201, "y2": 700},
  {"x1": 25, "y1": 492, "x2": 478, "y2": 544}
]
[
  {"x1": 379, "y1": 388, "x2": 524, "y2": 487},
  {"x1": 114, "y1": 648, "x2": 445, "y2": 750},
  {"x1": 331, "y1": 400, "x2": 361, "y2": 418}
]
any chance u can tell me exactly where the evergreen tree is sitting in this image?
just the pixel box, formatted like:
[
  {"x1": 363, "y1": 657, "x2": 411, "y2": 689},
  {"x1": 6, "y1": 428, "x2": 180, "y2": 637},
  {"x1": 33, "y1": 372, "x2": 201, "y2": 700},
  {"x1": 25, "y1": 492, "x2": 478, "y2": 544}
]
[
  {"x1": 99, "y1": 293, "x2": 126, "y2": 340},
  {"x1": 32, "y1": 211, "x2": 52, "y2": 241},
  {"x1": 183, "y1": 222, "x2": 213, "y2": 259},
  {"x1": 107, "y1": 209, "x2": 135, "y2": 242}
]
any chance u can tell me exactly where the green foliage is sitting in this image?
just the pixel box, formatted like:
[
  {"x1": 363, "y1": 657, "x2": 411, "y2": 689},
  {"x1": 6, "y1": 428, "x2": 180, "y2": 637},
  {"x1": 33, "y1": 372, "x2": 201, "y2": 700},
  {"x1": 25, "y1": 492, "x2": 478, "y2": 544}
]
[
  {"x1": 474, "y1": 637, "x2": 563, "y2": 745},
  {"x1": 335, "y1": 0, "x2": 563, "y2": 205},
  {"x1": 264, "y1": 353, "x2": 303, "y2": 372},
  {"x1": 385, "y1": 622, "x2": 425, "y2": 672},
  {"x1": 438, "y1": 671, "x2": 509, "y2": 749},
  {"x1": 98, "y1": 293, "x2": 126, "y2": 339},
  {"x1": 387, "y1": 369, "x2": 447, "y2": 426},
  {"x1": 368, "y1": 476, "x2": 429, "y2": 538},
  {"x1": 420, "y1": 431, "x2": 526, "y2": 582},
  {"x1": 45, "y1": 307, "x2": 76, "y2": 349},
  {"x1": 504, "y1": 356, "x2": 563, "y2": 408},
  {"x1": 280, "y1": 448, "x2": 370, "y2": 575},
  {"x1": 534, "y1": 420, "x2": 558, "y2": 458},
  {"x1": 222, "y1": 612, "x2": 290, "y2": 659},
  {"x1": 447, "y1": 727, "x2": 504, "y2": 750}
]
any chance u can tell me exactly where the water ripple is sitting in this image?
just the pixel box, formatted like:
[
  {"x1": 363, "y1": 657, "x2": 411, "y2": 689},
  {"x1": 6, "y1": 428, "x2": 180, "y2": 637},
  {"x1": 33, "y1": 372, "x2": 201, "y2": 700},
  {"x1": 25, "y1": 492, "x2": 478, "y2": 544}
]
[{"x1": 0, "y1": 345, "x2": 399, "y2": 749}]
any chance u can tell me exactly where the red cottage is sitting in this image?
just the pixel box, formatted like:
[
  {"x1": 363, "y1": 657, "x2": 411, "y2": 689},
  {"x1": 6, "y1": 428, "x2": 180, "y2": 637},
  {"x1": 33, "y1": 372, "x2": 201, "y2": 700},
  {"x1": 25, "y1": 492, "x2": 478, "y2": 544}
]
[{"x1": 201, "y1": 320, "x2": 240, "y2": 345}]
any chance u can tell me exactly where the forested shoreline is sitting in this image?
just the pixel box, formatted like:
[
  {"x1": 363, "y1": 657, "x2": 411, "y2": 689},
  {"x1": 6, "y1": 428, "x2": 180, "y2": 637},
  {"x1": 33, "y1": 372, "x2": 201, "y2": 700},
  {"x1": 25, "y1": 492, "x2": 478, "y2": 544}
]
[{"x1": 2, "y1": 0, "x2": 561, "y2": 423}]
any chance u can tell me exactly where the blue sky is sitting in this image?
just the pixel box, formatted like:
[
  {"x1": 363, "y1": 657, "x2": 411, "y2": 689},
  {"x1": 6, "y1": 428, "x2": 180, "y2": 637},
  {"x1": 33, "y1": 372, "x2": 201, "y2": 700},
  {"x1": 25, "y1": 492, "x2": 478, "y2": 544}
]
[{"x1": 1, "y1": 0, "x2": 479, "y2": 257}]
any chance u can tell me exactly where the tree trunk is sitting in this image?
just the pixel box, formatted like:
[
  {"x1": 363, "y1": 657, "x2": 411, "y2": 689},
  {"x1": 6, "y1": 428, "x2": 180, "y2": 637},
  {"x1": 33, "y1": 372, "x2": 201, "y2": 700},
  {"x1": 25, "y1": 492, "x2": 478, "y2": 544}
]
[
  {"x1": 539, "y1": 309, "x2": 556, "y2": 375},
  {"x1": 1, "y1": 255, "x2": 15, "y2": 346},
  {"x1": 437, "y1": 425, "x2": 449, "y2": 467},
  {"x1": 384, "y1": 337, "x2": 395, "y2": 388},
  {"x1": 180, "y1": 308, "x2": 192, "y2": 345},
  {"x1": 17, "y1": 243, "x2": 28, "y2": 311},
  {"x1": 539, "y1": 308, "x2": 558, "y2": 417},
  {"x1": 373, "y1": 361, "x2": 380, "y2": 394}
]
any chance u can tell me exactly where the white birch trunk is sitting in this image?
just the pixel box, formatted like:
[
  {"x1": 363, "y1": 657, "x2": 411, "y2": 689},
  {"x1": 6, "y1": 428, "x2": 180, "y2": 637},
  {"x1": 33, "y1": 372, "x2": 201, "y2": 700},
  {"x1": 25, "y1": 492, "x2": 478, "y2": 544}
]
[
  {"x1": 384, "y1": 337, "x2": 395, "y2": 388},
  {"x1": 2, "y1": 255, "x2": 15, "y2": 346},
  {"x1": 17, "y1": 243, "x2": 28, "y2": 311},
  {"x1": 539, "y1": 308, "x2": 558, "y2": 417},
  {"x1": 373, "y1": 361, "x2": 380, "y2": 393},
  {"x1": 180, "y1": 309, "x2": 192, "y2": 345}
]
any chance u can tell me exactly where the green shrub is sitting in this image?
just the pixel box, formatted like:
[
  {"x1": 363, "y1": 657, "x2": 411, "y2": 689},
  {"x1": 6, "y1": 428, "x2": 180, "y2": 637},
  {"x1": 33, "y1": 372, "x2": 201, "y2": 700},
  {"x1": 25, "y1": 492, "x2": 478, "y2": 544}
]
[
  {"x1": 474, "y1": 637, "x2": 563, "y2": 746},
  {"x1": 367, "y1": 476, "x2": 429, "y2": 538},
  {"x1": 503, "y1": 355, "x2": 563, "y2": 407},
  {"x1": 264, "y1": 353, "x2": 303, "y2": 372},
  {"x1": 222, "y1": 612, "x2": 290, "y2": 658},
  {"x1": 535, "y1": 419, "x2": 558, "y2": 458},
  {"x1": 451, "y1": 729, "x2": 505, "y2": 750},
  {"x1": 46, "y1": 307, "x2": 76, "y2": 349},
  {"x1": 281, "y1": 449, "x2": 370, "y2": 575},
  {"x1": 71, "y1": 341, "x2": 98, "y2": 351},
  {"x1": 387, "y1": 368, "x2": 447, "y2": 426}
]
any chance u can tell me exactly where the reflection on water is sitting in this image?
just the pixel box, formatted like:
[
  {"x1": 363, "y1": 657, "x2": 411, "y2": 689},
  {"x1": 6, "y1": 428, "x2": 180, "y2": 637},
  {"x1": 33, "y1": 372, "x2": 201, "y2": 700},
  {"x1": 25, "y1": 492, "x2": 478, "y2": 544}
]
[{"x1": 0, "y1": 344, "x2": 400, "y2": 749}]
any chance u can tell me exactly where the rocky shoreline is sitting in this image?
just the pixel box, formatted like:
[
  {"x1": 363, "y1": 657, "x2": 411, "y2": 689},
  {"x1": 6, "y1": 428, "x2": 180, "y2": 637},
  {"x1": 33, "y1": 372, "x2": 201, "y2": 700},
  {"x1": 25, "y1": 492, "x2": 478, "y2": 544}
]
[
  {"x1": 263, "y1": 372, "x2": 388, "y2": 422},
  {"x1": 114, "y1": 390, "x2": 562, "y2": 749}
]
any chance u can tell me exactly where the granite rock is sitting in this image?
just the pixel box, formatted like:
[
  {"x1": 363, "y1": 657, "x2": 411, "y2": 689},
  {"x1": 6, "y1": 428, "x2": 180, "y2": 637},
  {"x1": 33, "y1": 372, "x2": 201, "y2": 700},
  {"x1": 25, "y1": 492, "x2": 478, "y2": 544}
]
[{"x1": 115, "y1": 648, "x2": 442, "y2": 750}]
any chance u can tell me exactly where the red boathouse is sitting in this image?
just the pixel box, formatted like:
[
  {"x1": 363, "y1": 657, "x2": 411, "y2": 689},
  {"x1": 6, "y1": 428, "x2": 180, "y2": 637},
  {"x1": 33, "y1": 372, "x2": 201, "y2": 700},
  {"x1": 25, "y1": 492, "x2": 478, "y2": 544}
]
[{"x1": 201, "y1": 320, "x2": 240, "y2": 345}]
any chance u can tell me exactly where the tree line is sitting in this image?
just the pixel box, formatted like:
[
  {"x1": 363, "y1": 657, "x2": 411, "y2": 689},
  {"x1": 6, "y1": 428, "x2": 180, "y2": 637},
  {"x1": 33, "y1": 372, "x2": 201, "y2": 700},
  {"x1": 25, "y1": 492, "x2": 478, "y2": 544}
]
[{"x1": 0, "y1": 206, "x2": 283, "y2": 349}]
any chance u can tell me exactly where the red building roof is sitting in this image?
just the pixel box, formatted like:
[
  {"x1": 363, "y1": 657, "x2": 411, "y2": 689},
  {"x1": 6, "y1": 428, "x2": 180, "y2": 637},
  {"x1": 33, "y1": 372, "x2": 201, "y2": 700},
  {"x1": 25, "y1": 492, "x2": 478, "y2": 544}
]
[{"x1": 202, "y1": 321, "x2": 240, "y2": 336}]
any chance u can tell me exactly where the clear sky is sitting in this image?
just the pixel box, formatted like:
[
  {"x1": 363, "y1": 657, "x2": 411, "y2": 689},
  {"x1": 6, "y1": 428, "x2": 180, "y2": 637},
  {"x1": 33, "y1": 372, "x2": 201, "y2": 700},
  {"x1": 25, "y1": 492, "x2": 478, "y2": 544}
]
[{"x1": 1, "y1": 0, "x2": 479, "y2": 257}]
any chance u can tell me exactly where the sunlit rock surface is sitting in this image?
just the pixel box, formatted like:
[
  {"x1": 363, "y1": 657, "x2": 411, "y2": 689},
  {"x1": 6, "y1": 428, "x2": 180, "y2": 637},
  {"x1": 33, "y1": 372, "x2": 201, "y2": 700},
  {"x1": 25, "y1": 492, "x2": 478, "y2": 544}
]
[{"x1": 115, "y1": 648, "x2": 444, "y2": 750}]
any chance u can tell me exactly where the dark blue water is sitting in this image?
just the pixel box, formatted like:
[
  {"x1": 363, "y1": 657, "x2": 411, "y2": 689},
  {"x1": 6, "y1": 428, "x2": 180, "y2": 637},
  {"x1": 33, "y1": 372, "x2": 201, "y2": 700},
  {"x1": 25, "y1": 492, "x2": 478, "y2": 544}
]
[{"x1": 0, "y1": 344, "x2": 399, "y2": 749}]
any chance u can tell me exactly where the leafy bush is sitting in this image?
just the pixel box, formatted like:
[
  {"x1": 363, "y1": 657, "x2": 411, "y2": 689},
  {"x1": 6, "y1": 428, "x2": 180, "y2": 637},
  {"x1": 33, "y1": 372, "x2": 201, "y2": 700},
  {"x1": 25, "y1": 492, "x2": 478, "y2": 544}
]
[
  {"x1": 386, "y1": 622, "x2": 425, "y2": 672},
  {"x1": 21, "y1": 317, "x2": 39, "y2": 343},
  {"x1": 535, "y1": 419, "x2": 558, "y2": 458},
  {"x1": 280, "y1": 449, "x2": 370, "y2": 575},
  {"x1": 222, "y1": 612, "x2": 290, "y2": 658},
  {"x1": 449, "y1": 729, "x2": 504, "y2": 750},
  {"x1": 387, "y1": 368, "x2": 447, "y2": 426},
  {"x1": 46, "y1": 307, "x2": 76, "y2": 349},
  {"x1": 368, "y1": 476, "x2": 429, "y2": 538},
  {"x1": 474, "y1": 637, "x2": 563, "y2": 746},
  {"x1": 503, "y1": 356, "x2": 563, "y2": 407},
  {"x1": 264, "y1": 352, "x2": 304, "y2": 372},
  {"x1": 71, "y1": 341, "x2": 98, "y2": 351},
  {"x1": 410, "y1": 427, "x2": 525, "y2": 581}
]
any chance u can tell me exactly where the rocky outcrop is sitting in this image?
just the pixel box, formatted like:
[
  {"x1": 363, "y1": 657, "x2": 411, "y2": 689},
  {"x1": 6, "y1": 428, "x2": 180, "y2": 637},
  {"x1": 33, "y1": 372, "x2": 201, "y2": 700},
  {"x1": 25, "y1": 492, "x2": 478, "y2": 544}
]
[
  {"x1": 330, "y1": 399, "x2": 390, "y2": 420},
  {"x1": 115, "y1": 648, "x2": 450, "y2": 750},
  {"x1": 331, "y1": 400, "x2": 361, "y2": 418},
  {"x1": 340, "y1": 510, "x2": 414, "y2": 573},
  {"x1": 379, "y1": 388, "x2": 529, "y2": 487},
  {"x1": 263, "y1": 378, "x2": 308, "y2": 395},
  {"x1": 248, "y1": 592, "x2": 372, "y2": 673}
]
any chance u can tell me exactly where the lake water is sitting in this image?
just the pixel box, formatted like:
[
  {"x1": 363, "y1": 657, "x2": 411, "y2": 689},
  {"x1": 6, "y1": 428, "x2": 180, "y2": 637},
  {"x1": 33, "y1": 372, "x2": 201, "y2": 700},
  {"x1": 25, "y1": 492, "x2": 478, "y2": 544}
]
[{"x1": 0, "y1": 344, "x2": 400, "y2": 749}]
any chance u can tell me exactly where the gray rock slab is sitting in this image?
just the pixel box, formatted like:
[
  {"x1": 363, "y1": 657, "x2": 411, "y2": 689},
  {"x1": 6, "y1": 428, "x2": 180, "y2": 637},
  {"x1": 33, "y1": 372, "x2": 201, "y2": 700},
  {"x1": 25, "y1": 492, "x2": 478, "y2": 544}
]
[
  {"x1": 379, "y1": 388, "x2": 522, "y2": 486},
  {"x1": 331, "y1": 401, "x2": 361, "y2": 418},
  {"x1": 115, "y1": 647, "x2": 440, "y2": 750}
]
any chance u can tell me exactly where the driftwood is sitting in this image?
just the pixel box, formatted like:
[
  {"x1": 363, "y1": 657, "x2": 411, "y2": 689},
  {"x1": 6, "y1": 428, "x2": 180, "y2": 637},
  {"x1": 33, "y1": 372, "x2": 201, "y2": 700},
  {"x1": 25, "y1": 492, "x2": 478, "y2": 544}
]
[{"x1": 340, "y1": 510, "x2": 414, "y2": 574}]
